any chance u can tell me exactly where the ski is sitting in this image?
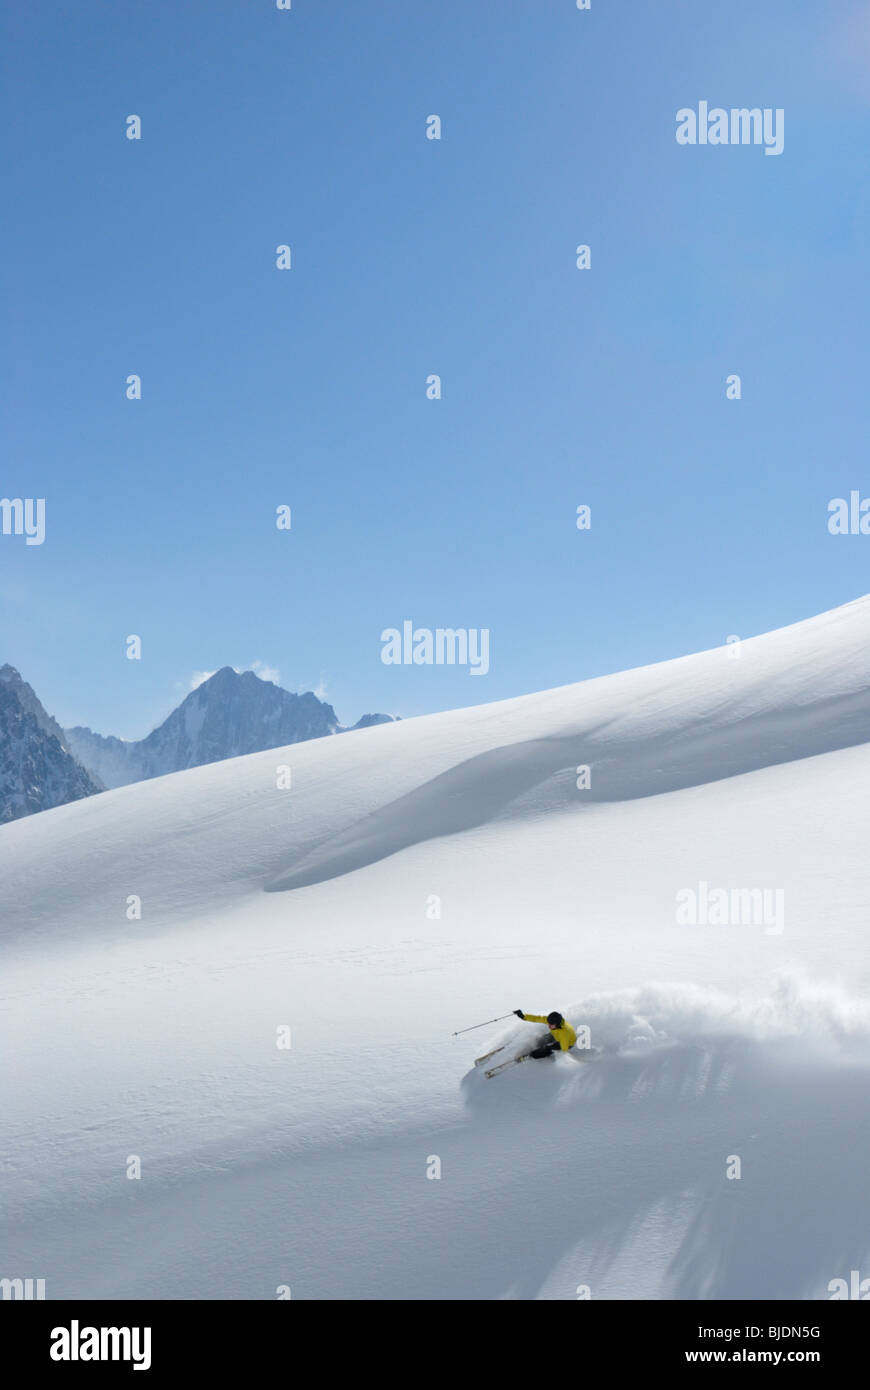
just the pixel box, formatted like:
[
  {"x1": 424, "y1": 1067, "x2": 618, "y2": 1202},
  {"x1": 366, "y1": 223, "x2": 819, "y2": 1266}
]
[
  {"x1": 484, "y1": 1053, "x2": 530, "y2": 1078},
  {"x1": 484, "y1": 1045, "x2": 603, "y2": 1078},
  {"x1": 474, "y1": 1044, "x2": 507, "y2": 1068}
]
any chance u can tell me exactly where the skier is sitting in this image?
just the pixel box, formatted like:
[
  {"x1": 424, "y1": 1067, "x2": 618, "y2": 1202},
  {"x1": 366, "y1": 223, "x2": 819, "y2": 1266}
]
[{"x1": 513, "y1": 1009, "x2": 576, "y2": 1058}]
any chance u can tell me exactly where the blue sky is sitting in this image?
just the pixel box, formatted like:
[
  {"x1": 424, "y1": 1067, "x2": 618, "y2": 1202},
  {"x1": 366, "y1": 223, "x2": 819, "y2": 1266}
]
[{"x1": 3, "y1": 0, "x2": 869, "y2": 738}]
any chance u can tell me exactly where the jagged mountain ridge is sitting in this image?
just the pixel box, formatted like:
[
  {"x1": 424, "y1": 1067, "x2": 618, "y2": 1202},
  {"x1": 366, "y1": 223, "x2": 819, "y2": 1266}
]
[
  {"x1": 64, "y1": 666, "x2": 397, "y2": 789},
  {"x1": 0, "y1": 666, "x2": 102, "y2": 822}
]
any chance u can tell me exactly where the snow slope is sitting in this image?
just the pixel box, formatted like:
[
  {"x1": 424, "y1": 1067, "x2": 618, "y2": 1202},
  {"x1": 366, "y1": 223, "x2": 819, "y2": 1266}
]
[{"x1": 2, "y1": 597, "x2": 870, "y2": 1299}]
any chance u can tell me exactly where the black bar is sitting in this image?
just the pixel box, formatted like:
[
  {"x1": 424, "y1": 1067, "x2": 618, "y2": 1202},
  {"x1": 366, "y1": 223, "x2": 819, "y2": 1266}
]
[{"x1": 2, "y1": 1298, "x2": 865, "y2": 1374}]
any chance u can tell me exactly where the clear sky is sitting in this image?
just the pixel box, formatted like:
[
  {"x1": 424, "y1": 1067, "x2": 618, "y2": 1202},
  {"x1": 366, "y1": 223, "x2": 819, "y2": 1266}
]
[{"x1": 3, "y1": 0, "x2": 869, "y2": 739}]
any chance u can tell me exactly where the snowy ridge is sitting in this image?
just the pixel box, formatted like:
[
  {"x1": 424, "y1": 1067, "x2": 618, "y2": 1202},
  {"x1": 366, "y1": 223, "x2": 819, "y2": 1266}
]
[
  {"x1": 4, "y1": 594, "x2": 869, "y2": 943},
  {"x1": 241, "y1": 594, "x2": 870, "y2": 887}
]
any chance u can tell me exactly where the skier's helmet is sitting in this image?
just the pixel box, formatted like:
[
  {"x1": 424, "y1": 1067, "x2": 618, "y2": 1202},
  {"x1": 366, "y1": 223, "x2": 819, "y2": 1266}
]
[{"x1": 547, "y1": 1011, "x2": 564, "y2": 1029}]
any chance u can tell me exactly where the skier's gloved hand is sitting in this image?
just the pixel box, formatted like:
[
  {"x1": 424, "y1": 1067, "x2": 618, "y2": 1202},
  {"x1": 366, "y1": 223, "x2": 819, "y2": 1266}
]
[{"x1": 514, "y1": 1009, "x2": 525, "y2": 1019}]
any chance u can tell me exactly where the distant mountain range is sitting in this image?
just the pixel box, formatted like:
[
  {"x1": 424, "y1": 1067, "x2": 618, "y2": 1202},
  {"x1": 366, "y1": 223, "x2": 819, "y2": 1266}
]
[{"x1": 0, "y1": 664, "x2": 396, "y2": 820}]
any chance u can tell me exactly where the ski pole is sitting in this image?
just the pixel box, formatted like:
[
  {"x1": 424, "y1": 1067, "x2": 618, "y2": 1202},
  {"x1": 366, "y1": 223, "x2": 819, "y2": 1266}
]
[{"x1": 452, "y1": 1012, "x2": 515, "y2": 1037}]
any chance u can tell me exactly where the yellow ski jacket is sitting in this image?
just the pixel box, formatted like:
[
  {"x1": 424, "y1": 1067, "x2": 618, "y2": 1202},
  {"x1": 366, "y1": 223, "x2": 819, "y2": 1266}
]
[{"x1": 522, "y1": 1014, "x2": 576, "y2": 1051}]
